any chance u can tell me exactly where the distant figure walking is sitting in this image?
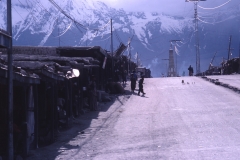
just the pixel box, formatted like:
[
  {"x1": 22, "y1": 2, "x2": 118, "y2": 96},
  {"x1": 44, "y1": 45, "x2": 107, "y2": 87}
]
[
  {"x1": 188, "y1": 65, "x2": 194, "y2": 76},
  {"x1": 138, "y1": 76, "x2": 146, "y2": 96},
  {"x1": 130, "y1": 70, "x2": 137, "y2": 92}
]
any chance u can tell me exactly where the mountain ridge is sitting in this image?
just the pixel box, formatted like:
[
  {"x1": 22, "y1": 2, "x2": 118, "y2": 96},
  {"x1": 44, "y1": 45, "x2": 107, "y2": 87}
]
[{"x1": 0, "y1": 0, "x2": 239, "y2": 77}]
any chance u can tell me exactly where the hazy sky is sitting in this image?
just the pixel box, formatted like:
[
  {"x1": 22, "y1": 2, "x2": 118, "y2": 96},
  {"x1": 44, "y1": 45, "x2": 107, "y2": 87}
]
[{"x1": 93, "y1": 0, "x2": 239, "y2": 17}]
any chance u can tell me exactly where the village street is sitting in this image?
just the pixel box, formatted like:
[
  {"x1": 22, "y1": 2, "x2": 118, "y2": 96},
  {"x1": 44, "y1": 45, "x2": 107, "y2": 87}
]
[{"x1": 27, "y1": 76, "x2": 240, "y2": 160}]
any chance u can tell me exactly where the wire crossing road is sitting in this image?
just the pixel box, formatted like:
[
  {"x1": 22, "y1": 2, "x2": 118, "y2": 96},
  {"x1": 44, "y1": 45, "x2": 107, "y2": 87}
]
[{"x1": 28, "y1": 76, "x2": 240, "y2": 160}]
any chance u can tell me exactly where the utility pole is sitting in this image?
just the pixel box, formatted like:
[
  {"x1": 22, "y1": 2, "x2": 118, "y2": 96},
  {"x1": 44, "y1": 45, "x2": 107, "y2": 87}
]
[
  {"x1": 166, "y1": 63, "x2": 168, "y2": 76},
  {"x1": 136, "y1": 52, "x2": 139, "y2": 67},
  {"x1": 7, "y1": 0, "x2": 13, "y2": 159},
  {"x1": 0, "y1": 3, "x2": 13, "y2": 159},
  {"x1": 227, "y1": 35, "x2": 232, "y2": 61},
  {"x1": 127, "y1": 35, "x2": 134, "y2": 74},
  {"x1": 239, "y1": 43, "x2": 240, "y2": 73},
  {"x1": 186, "y1": 0, "x2": 206, "y2": 74},
  {"x1": 162, "y1": 59, "x2": 169, "y2": 76},
  {"x1": 170, "y1": 40, "x2": 181, "y2": 76},
  {"x1": 111, "y1": 19, "x2": 114, "y2": 78},
  {"x1": 57, "y1": 18, "x2": 60, "y2": 46},
  {"x1": 194, "y1": 2, "x2": 200, "y2": 74},
  {"x1": 129, "y1": 43, "x2": 131, "y2": 72}
]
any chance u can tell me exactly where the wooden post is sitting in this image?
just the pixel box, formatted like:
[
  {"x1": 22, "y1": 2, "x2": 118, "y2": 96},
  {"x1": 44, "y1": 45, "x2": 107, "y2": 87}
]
[
  {"x1": 34, "y1": 85, "x2": 39, "y2": 149},
  {"x1": 7, "y1": 0, "x2": 13, "y2": 159}
]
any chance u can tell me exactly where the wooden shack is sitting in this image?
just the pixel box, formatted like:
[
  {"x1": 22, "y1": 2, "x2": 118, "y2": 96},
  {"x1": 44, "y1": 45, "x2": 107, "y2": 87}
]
[
  {"x1": 56, "y1": 46, "x2": 110, "y2": 89},
  {"x1": 0, "y1": 57, "x2": 40, "y2": 158}
]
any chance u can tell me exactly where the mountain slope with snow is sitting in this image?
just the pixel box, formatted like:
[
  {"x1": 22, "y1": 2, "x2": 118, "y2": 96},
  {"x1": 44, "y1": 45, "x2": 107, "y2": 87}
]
[{"x1": 0, "y1": 0, "x2": 239, "y2": 77}]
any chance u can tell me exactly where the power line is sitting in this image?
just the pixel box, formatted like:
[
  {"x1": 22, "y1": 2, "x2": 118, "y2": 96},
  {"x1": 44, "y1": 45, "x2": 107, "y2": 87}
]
[
  {"x1": 49, "y1": 0, "x2": 87, "y2": 30},
  {"x1": 198, "y1": 15, "x2": 215, "y2": 19},
  {"x1": 93, "y1": 20, "x2": 111, "y2": 32},
  {"x1": 12, "y1": 5, "x2": 24, "y2": 20},
  {"x1": 71, "y1": 0, "x2": 112, "y2": 33},
  {"x1": 26, "y1": 0, "x2": 32, "y2": 8},
  {"x1": 95, "y1": 35, "x2": 111, "y2": 42},
  {"x1": 32, "y1": 0, "x2": 81, "y2": 38},
  {"x1": 197, "y1": 16, "x2": 234, "y2": 25},
  {"x1": 17, "y1": 0, "x2": 37, "y2": 22},
  {"x1": 53, "y1": 20, "x2": 73, "y2": 38},
  {"x1": 198, "y1": 0, "x2": 231, "y2": 10},
  {"x1": 27, "y1": 0, "x2": 82, "y2": 43},
  {"x1": 32, "y1": 0, "x2": 52, "y2": 14},
  {"x1": 186, "y1": 0, "x2": 207, "y2": 74},
  {"x1": 113, "y1": 29, "x2": 123, "y2": 44},
  {"x1": 48, "y1": 0, "x2": 113, "y2": 41},
  {"x1": 13, "y1": 1, "x2": 69, "y2": 45},
  {"x1": 74, "y1": 22, "x2": 83, "y2": 34},
  {"x1": 31, "y1": 0, "x2": 55, "y2": 19},
  {"x1": 11, "y1": 0, "x2": 112, "y2": 46},
  {"x1": 104, "y1": 37, "x2": 110, "y2": 50},
  {"x1": 197, "y1": 1, "x2": 240, "y2": 19}
]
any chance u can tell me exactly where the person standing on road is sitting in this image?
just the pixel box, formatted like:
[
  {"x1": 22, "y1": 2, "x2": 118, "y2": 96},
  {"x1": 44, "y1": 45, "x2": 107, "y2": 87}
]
[
  {"x1": 138, "y1": 76, "x2": 146, "y2": 96},
  {"x1": 188, "y1": 65, "x2": 194, "y2": 76}
]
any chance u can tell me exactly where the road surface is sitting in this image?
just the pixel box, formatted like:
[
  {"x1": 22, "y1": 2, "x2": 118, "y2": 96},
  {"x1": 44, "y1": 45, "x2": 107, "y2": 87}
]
[
  {"x1": 207, "y1": 75, "x2": 240, "y2": 89},
  {"x1": 28, "y1": 76, "x2": 240, "y2": 160}
]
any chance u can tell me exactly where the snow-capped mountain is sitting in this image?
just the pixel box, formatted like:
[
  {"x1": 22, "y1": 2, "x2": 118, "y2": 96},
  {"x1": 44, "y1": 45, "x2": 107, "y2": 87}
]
[{"x1": 0, "y1": 0, "x2": 240, "y2": 77}]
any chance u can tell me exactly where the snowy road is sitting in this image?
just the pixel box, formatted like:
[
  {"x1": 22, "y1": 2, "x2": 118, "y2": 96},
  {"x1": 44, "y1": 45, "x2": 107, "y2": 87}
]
[
  {"x1": 105, "y1": 76, "x2": 240, "y2": 160},
  {"x1": 28, "y1": 76, "x2": 240, "y2": 160},
  {"x1": 207, "y1": 75, "x2": 240, "y2": 89}
]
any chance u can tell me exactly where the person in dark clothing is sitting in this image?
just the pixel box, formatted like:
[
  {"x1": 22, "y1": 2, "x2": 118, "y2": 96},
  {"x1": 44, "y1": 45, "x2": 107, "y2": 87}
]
[
  {"x1": 138, "y1": 76, "x2": 146, "y2": 96},
  {"x1": 188, "y1": 65, "x2": 194, "y2": 76},
  {"x1": 130, "y1": 71, "x2": 137, "y2": 92}
]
